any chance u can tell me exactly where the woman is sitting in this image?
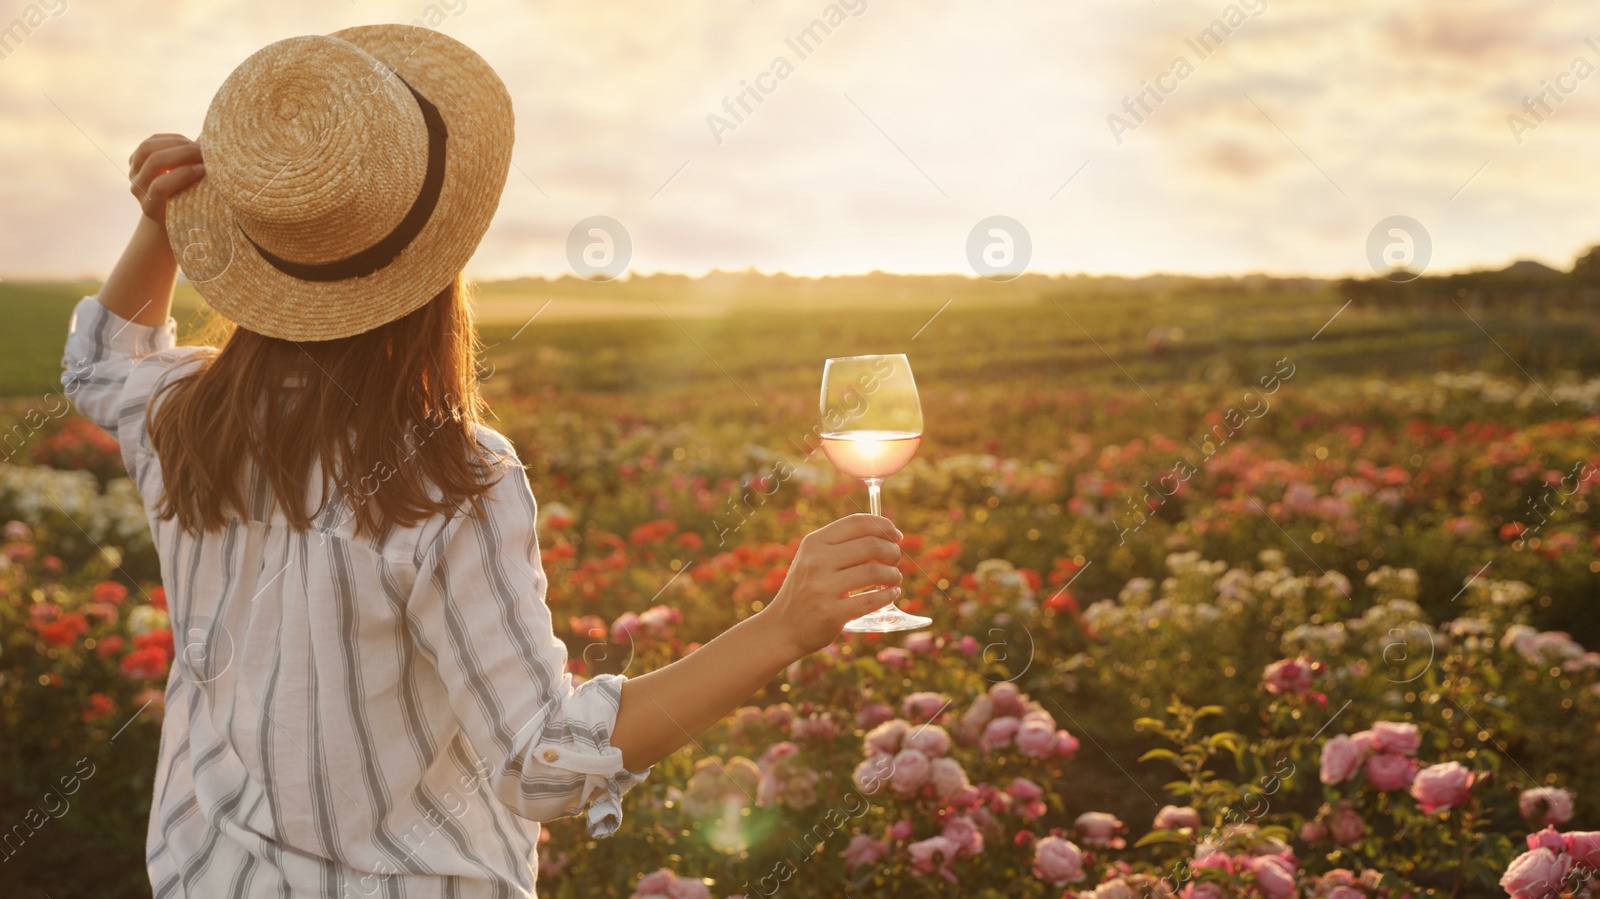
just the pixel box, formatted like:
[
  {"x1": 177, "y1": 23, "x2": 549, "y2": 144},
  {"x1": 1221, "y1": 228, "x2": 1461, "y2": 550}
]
[{"x1": 63, "y1": 26, "x2": 904, "y2": 898}]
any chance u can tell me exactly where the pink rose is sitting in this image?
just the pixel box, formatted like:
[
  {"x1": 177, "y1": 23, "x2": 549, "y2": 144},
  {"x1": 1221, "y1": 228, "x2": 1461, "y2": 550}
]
[
  {"x1": 811, "y1": 715, "x2": 840, "y2": 742},
  {"x1": 1089, "y1": 879, "x2": 1137, "y2": 899},
  {"x1": 1299, "y1": 820, "x2": 1329, "y2": 843},
  {"x1": 1364, "y1": 754, "x2": 1416, "y2": 792},
  {"x1": 951, "y1": 785, "x2": 982, "y2": 811},
  {"x1": 1021, "y1": 708, "x2": 1056, "y2": 728},
  {"x1": 988, "y1": 681, "x2": 1024, "y2": 715},
  {"x1": 1262, "y1": 657, "x2": 1316, "y2": 695},
  {"x1": 730, "y1": 706, "x2": 765, "y2": 736},
  {"x1": 958, "y1": 635, "x2": 980, "y2": 655},
  {"x1": 1371, "y1": 721, "x2": 1421, "y2": 757},
  {"x1": 904, "y1": 632, "x2": 937, "y2": 655},
  {"x1": 864, "y1": 719, "x2": 909, "y2": 756},
  {"x1": 1350, "y1": 730, "x2": 1377, "y2": 755},
  {"x1": 764, "y1": 704, "x2": 794, "y2": 728},
  {"x1": 1015, "y1": 719, "x2": 1058, "y2": 759},
  {"x1": 907, "y1": 836, "x2": 958, "y2": 883},
  {"x1": 1321, "y1": 869, "x2": 1356, "y2": 887},
  {"x1": 940, "y1": 815, "x2": 984, "y2": 856},
  {"x1": 1562, "y1": 831, "x2": 1600, "y2": 866},
  {"x1": 760, "y1": 741, "x2": 799, "y2": 766},
  {"x1": 632, "y1": 869, "x2": 675, "y2": 898},
  {"x1": 1054, "y1": 730, "x2": 1080, "y2": 759},
  {"x1": 1154, "y1": 805, "x2": 1201, "y2": 831},
  {"x1": 1007, "y1": 777, "x2": 1044, "y2": 801},
  {"x1": 853, "y1": 754, "x2": 894, "y2": 794},
  {"x1": 876, "y1": 647, "x2": 912, "y2": 669},
  {"x1": 610, "y1": 612, "x2": 642, "y2": 643},
  {"x1": 887, "y1": 818, "x2": 915, "y2": 842},
  {"x1": 840, "y1": 834, "x2": 889, "y2": 871},
  {"x1": 903, "y1": 692, "x2": 949, "y2": 722},
  {"x1": 961, "y1": 696, "x2": 996, "y2": 731},
  {"x1": 638, "y1": 604, "x2": 681, "y2": 636},
  {"x1": 1328, "y1": 806, "x2": 1365, "y2": 846},
  {"x1": 1326, "y1": 887, "x2": 1364, "y2": 899},
  {"x1": 781, "y1": 767, "x2": 819, "y2": 809},
  {"x1": 1518, "y1": 787, "x2": 1575, "y2": 827},
  {"x1": 1013, "y1": 797, "x2": 1046, "y2": 819},
  {"x1": 1499, "y1": 848, "x2": 1571, "y2": 899},
  {"x1": 1183, "y1": 884, "x2": 1226, "y2": 899},
  {"x1": 1527, "y1": 826, "x2": 1564, "y2": 852},
  {"x1": 1410, "y1": 761, "x2": 1474, "y2": 815},
  {"x1": 930, "y1": 757, "x2": 970, "y2": 798},
  {"x1": 855, "y1": 702, "x2": 896, "y2": 730},
  {"x1": 904, "y1": 724, "x2": 951, "y2": 758},
  {"x1": 1192, "y1": 851, "x2": 1235, "y2": 874},
  {"x1": 1031, "y1": 836, "x2": 1086, "y2": 886},
  {"x1": 666, "y1": 878, "x2": 711, "y2": 899},
  {"x1": 1320, "y1": 734, "x2": 1363, "y2": 785},
  {"x1": 1075, "y1": 811, "x2": 1124, "y2": 848},
  {"x1": 889, "y1": 749, "x2": 932, "y2": 797},
  {"x1": 630, "y1": 869, "x2": 710, "y2": 899},
  {"x1": 1248, "y1": 855, "x2": 1298, "y2": 899},
  {"x1": 982, "y1": 716, "x2": 1021, "y2": 747}
]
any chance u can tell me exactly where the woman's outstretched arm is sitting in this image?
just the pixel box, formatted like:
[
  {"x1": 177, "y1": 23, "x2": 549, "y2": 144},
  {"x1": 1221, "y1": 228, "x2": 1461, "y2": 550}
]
[
  {"x1": 609, "y1": 512, "x2": 905, "y2": 773},
  {"x1": 96, "y1": 134, "x2": 205, "y2": 325}
]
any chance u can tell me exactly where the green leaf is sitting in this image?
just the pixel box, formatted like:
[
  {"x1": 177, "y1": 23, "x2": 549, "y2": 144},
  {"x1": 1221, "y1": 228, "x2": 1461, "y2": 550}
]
[{"x1": 1134, "y1": 829, "x2": 1194, "y2": 848}]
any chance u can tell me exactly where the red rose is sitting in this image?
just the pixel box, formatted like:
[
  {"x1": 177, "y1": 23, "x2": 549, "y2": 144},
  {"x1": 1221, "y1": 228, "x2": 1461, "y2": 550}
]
[
  {"x1": 120, "y1": 646, "x2": 171, "y2": 680},
  {"x1": 38, "y1": 612, "x2": 89, "y2": 647},
  {"x1": 629, "y1": 519, "x2": 679, "y2": 546},
  {"x1": 83, "y1": 693, "x2": 115, "y2": 723},
  {"x1": 93, "y1": 581, "x2": 130, "y2": 605},
  {"x1": 135, "y1": 629, "x2": 175, "y2": 657}
]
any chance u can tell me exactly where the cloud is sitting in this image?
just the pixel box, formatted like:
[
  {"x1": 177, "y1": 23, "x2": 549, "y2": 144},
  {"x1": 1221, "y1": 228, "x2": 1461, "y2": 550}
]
[{"x1": 3, "y1": 0, "x2": 1600, "y2": 278}]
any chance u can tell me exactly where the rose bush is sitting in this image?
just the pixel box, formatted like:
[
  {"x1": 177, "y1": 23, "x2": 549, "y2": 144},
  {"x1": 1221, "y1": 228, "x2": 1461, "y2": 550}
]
[{"x1": 2, "y1": 363, "x2": 1598, "y2": 898}]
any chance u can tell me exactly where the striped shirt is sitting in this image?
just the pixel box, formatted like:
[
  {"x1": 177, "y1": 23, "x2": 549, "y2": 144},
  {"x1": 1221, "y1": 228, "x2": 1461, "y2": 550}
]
[{"x1": 62, "y1": 295, "x2": 651, "y2": 898}]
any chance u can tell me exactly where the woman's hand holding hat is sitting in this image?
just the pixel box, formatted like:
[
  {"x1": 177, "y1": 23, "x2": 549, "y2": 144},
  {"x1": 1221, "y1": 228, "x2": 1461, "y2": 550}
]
[{"x1": 128, "y1": 133, "x2": 204, "y2": 226}]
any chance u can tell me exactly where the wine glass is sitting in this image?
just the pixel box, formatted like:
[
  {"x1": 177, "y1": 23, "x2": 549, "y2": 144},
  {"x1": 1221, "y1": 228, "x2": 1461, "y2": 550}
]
[{"x1": 819, "y1": 354, "x2": 932, "y2": 633}]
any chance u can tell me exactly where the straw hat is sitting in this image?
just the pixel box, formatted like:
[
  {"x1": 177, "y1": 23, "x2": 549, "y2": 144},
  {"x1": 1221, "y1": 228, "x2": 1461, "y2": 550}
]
[{"x1": 165, "y1": 25, "x2": 514, "y2": 341}]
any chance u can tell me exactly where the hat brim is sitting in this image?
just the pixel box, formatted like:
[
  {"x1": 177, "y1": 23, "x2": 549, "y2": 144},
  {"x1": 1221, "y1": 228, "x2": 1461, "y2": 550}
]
[{"x1": 165, "y1": 24, "x2": 514, "y2": 342}]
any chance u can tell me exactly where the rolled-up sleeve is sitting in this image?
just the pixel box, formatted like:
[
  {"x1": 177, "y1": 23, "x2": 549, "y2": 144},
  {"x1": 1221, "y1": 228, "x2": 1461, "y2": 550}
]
[
  {"x1": 405, "y1": 432, "x2": 652, "y2": 839},
  {"x1": 61, "y1": 294, "x2": 178, "y2": 431},
  {"x1": 61, "y1": 295, "x2": 207, "y2": 485}
]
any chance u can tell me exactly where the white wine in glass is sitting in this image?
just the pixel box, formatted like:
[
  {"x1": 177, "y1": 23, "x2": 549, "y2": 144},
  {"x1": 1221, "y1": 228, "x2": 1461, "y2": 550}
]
[{"x1": 819, "y1": 354, "x2": 932, "y2": 633}]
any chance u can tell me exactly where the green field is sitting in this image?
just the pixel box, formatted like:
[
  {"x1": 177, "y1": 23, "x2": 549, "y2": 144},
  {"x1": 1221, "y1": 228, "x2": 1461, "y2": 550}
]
[{"x1": 6, "y1": 274, "x2": 1592, "y2": 401}]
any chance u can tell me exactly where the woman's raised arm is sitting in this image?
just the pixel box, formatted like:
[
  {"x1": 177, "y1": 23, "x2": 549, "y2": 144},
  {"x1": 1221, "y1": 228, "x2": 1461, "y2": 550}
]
[{"x1": 96, "y1": 133, "x2": 206, "y2": 326}]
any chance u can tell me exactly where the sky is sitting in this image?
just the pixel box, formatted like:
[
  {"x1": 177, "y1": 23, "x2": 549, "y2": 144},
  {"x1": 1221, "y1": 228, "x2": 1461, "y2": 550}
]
[{"x1": 3, "y1": 0, "x2": 1599, "y2": 280}]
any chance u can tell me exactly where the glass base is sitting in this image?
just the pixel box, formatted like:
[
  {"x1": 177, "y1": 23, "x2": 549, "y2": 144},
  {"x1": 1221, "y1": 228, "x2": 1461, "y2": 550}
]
[{"x1": 843, "y1": 603, "x2": 933, "y2": 633}]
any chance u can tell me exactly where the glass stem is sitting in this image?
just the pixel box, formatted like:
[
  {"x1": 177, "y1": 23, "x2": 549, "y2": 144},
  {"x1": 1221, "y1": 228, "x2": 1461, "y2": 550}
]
[{"x1": 864, "y1": 477, "x2": 883, "y2": 516}]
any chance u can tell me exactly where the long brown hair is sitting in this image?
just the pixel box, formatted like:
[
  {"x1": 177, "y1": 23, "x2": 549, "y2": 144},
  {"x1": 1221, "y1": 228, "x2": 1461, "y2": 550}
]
[{"x1": 147, "y1": 273, "x2": 505, "y2": 538}]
